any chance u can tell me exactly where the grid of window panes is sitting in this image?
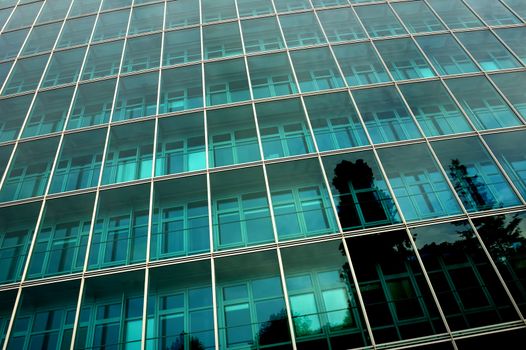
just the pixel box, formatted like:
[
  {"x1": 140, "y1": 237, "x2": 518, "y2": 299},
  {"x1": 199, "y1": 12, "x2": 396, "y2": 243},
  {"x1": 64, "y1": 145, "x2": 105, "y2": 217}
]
[{"x1": 1, "y1": 0, "x2": 526, "y2": 349}]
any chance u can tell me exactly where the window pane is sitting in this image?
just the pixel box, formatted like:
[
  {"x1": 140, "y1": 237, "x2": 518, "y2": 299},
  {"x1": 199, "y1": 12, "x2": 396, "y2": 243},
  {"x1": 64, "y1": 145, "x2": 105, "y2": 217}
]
[
  {"x1": 502, "y1": 0, "x2": 526, "y2": 19},
  {"x1": 317, "y1": 8, "x2": 366, "y2": 43},
  {"x1": 155, "y1": 113, "x2": 206, "y2": 175},
  {"x1": 290, "y1": 47, "x2": 344, "y2": 92},
  {"x1": 128, "y1": 3, "x2": 163, "y2": 35},
  {"x1": 207, "y1": 105, "x2": 260, "y2": 168},
  {"x1": 355, "y1": 4, "x2": 406, "y2": 38},
  {"x1": 92, "y1": 8, "x2": 130, "y2": 42},
  {"x1": 88, "y1": 186, "x2": 150, "y2": 269},
  {"x1": 81, "y1": 40, "x2": 124, "y2": 80},
  {"x1": 304, "y1": 92, "x2": 368, "y2": 151},
  {"x1": 267, "y1": 158, "x2": 338, "y2": 240},
  {"x1": 465, "y1": 0, "x2": 520, "y2": 25},
  {"x1": 202, "y1": 0, "x2": 236, "y2": 23},
  {"x1": 205, "y1": 59, "x2": 250, "y2": 106},
  {"x1": 42, "y1": 47, "x2": 86, "y2": 88},
  {"x1": 323, "y1": 150, "x2": 401, "y2": 230},
  {"x1": 36, "y1": 0, "x2": 70, "y2": 23},
  {"x1": 416, "y1": 34, "x2": 479, "y2": 75},
  {"x1": 68, "y1": 79, "x2": 116, "y2": 130},
  {"x1": 237, "y1": 0, "x2": 274, "y2": 17},
  {"x1": 69, "y1": 0, "x2": 101, "y2": 17},
  {"x1": 375, "y1": 38, "x2": 436, "y2": 80},
  {"x1": 399, "y1": 81, "x2": 473, "y2": 137},
  {"x1": 256, "y1": 98, "x2": 315, "y2": 159},
  {"x1": 57, "y1": 15, "x2": 96, "y2": 49},
  {"x1": 121, "y1": 34, "x2": 161, "y2": 73},
  {"x1": 21, "y1": 22, "x2": 62, "y2": 56},
  {"x1": 432, "y1": 137, "x2": 521, "y2": 212},
  {"x1": 0, "y1": 94, "x2": 33, "y2": 142},
  {"x1": 346, "y1": 230, "x2": 446, "y2": 343},
  {"x1": 203, "y1": 22, "x2": 243, "y2": 60},
  {"x1": 456, "y1": 30, "x2": 522, "y2": 71},
  {"x1": 0, "y1": 29, "x2": 29, "y2": 61},
  {"x1": 274, "y1": 0, "x2": 311, "y2": 13},
  {"x1": 248, "y1": 52, "x2": 297, "y2": 99},
  {"x1": 159, "y1": 65, "x2": 203, "y2": 113},
  {"x1": 101, "y1": 121, "x2": 154, "y2": 185},
  {"x1": 163, "y1": 28, "x2": 201, "y2": 66},
  {"x1": 494, "y1": 27, "x2": 526, "y2": 64},
  {"x1": 333, "y1": 42, "x2": 390, "y2": 86},
  {"x1": 112, "y1": 71, "x2": 158, "y2": 121},
  {"x1": 411, "y1": 221, "x2": 520, "y2": 329},
  {"x1": 211, "y1": 167, "x2": 274, "y2": 249},
  {"x1": 151, "y1": 177, "x2": 210, "y2": 260},
  {"x1": 392, "y1": 1, "x2": 445, "y2": 33},
  {"x1": 102, "y1": 0, "x2": 132, "y2": 11},
  {"x1": 5, "y1": 2, "x2": 42, "y2": 31},
  {"x1": 446, "y1": 76, "x2": 522, "y2": 130},
  {"x1": 279, "y1": 12, "x2": 326, "y2": 48},
  {"x1": 2, "y1": 54, "x2": 49, "y2": 95},
  {"x1": 378, "y1": 143, "x2": 462, "y2": 221},
  {"x1": 241, "y1": 17, "x2": 285, "y2": 54},
  {"x1": 353, "y1": 86, "x2": 422, "y2": 144},
  {"x1": 427, "y1": 0, "x2": 483, "y2": 29},
  {"x1": 490, "y1": 71, "x2": 526, "y2": 119},
  {"x1": 165, "y1": 0, "x2": 199, "y2": 28}
]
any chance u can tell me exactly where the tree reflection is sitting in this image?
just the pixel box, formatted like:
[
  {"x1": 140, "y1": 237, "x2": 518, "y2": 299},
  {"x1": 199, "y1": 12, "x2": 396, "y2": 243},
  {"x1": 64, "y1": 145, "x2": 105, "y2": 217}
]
[{"x1": 448, "y1": 158, "x2": 495, "y2": 211}]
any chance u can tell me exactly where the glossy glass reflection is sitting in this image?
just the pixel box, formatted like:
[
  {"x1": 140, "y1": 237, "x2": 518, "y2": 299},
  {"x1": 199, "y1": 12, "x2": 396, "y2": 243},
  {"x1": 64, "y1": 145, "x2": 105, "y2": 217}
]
[
  {"x1": 159, "y1": 65, "x2": 203, "y2": 113},
  {"x1": 203, "y1": 22, "x2": 243, "y2": 59},
  {"x1": 323, "y1": 151, "x2": 401, "y2": 231},
  {"x1": 205, "y1": 59, "x2": 250, "y2": 106},
  {"x1": 121, "y1": 34, "x2": 161, "y2": 73},
  {"x1": 355, "y1": 4, "x2": 406, "y2": 38},
  {"x1": 0, "y1": 94, "x2": 33, "y2": 142},
  {"x1": 241, "y1": 17, "x2": 285, "y2": 53},
  {"x1": 81, "y1": 40, "x2": 124, "y2": 80},
  {"x1": 163, "y1": 28, "x2": 201, "y2": 65},
  {"x1": 68, "y1": 79, "x2": 117, "y2": 129},
  {"x1": 2, "y1": 54, "x2": 49, "y2": 95},
  {"x1": 465, "y1": 0, "x2": 520, "y2": 25},
  {"x1": 490, "y1": 71, "x2": 526, "y2": 119},
  {"x1": 333, "y1": 42, "x2": 390, "y2": 86},
  {"x1": 279, "y1": 12, "x2": 326, "y2": 48},
  {"x1": 317, "y1": 7, "x2": 366, "y2": 43},
  {"x1": 112, "y1": 71, "x2": 158, "y2": 121},
  {"x1": 42, "y1": 47, "x2": 86, "y2": 88},
  {"x1": 290, "y1": 47, "x2": 345, "y2": 92},
  {"x1": 248, "y1": 52, "x2": 297, "y2": 99},
  {"x1": 391, "y1": 1, "x2": 445, "y2": 33},
  {"x1": 494, "y1": 27, "x2": 526, "y2": 64},
  {"x1": 427, "y1": 0, "x2": 483, "y2": 29},
  {"x1": 375, "y1": 38, "x2": 435, "y2": 80}
]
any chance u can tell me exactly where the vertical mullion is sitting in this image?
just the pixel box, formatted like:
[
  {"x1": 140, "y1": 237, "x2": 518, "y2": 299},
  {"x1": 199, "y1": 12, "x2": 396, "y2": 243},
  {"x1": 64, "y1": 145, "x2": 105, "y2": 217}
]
[{"x1": 0, "y1": 0, "x2": 21, "y2": 34}]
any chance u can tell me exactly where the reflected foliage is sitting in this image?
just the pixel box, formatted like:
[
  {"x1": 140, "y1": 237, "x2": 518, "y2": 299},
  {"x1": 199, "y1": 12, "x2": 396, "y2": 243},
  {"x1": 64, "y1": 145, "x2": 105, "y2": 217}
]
[
  {"x1": 257, "y1": 309, "x2": 291, "y2": 346},
  {"x1": 448, "y1": 159, "x2": 495, "y2": 210}
]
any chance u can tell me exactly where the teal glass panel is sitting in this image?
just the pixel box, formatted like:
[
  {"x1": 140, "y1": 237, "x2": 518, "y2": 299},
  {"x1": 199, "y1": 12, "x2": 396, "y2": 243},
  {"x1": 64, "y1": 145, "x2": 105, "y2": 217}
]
[
  {"x1": 102, "y1": 0, "x2": 132, "y2": 11},
  {"x1": 102, "y1": 121, "x2": 154, "y2": 185},
  {"x1": 391, "y1": 1, "x2": 445, "y2": 33},
  {"x1": 0, "y1": 29, "x2": 29, "y2": 61},
  {"x1": 122, "y1": 33, "x2": 161, "y2": 73},
  {"x1": 416, "y1": 34, "x2": 479, "y2": 75},
  {"x1": 0, "y1": 290, "x2": 16, "y2": 346},
  {"x1": 22, "y1": 86, "x2": 74, "y2": 138},
  {"x1": 353, "y1": 86, "x2": 422, "y2": 144},
  {"x1": 375, "y1": 38, "x2": 436, "y2": 80},
  {"x1": 355, "y1": 4, "x2": 406, "y2": 38},
  {"x1": 502, "y1": 0, "x2": 526, "y2": 19},
  {"x1": 473, "y1": 211, "x2": 526, "y2": 314},
  {"x1": 75, "y1": 271, "x2": 144, "y2": 349},
  {"x1": 465, "y1": 0, "x2": 520, "y2": 25},
  {"x1": 151, "y1": 177, "x2": 210, "y2": 260},
  {"x1": 279, "y1": 12, "x2": 326, "y2": 48},
  {"x1": 241, "y1": 16, "x2": 285, "y2": 53},
  {"x1": 36, "y1": 0, "x2": 69, "y2": 24},
  {"x1": 248, "y1": 52, "x2": 297, "y2": 99},
  {"x1": 165, "y1": 0, "x2": 199, "y2": 28},
  {"x1": 128, "y1": 3, "x2": 164, "y2": 35},
  {"x1": 281, "y1": 240, "x2": 370, "y2": 347},
  {"x1": 112, "y1": 71, "x2": 158, "y2": 121},
  {"x1": 0, "y1": 94, "x2": 32, "y2": 142},
  {"x1": 274, "y1": 0, "x2": 311, "y2": 12},
  {"x1": 378, "y1": 143, "x2": 462, "y2": 221},
  {"x1": 203, "y1": 22, "x2": 243, "y2": 59},
  {"x1": 0, "y1": 145, "x2": 13, "y2": 180},
  {"x1": 312, "y1": 0, "x2": 348, "y2": 7},
  {"x1": 155, "y1": 113, "x2": 206, "y2": 176},
  {"x1": 490, "y1": 71, "x2": 526, "y2": 118},
  {"x1": 211, "y1": 167, "x2": 274, "y2": 250},
  {"x1": 159, "y1": 65, "x2": 203, "y2": 113},
  {"x1": 399, "y1": 81, "x2": 472, "y2": 137},
  {"x1": 215, "y1": 251, "x2": 292, "y2": 348},
  {"x1": 50, "y1": 129, "x2": 106, "y2": 193},
  {"x1": 346, "y1": 230, "x2": 447, "y2": 343},
  {"x1": 163, "y1": 28, "x2": 201, "y2": 66},
  {"x1": 432, "y1": 137, "x2": 521, "y2": 212},
  {"x1": 485, "y1": 130, "x2": 526, "y2": 199},
  {"x1": 323, "y1": 150, "x2": 401, "y2": 231},
  {"x1": 202, "y1": 0, "x2": 236, "y2": 23},
  {"x1": 68, "y1": 78, "x2": 116, "y2": 129},
  {"x1": 494, "y1": 27, "x2": 526, "y2": 64},
  {"x1": 256, "y1": 98, "x2": 315, "y2": 159},
  {"x1": 333, "y1": 42, "x2": 390, "y2": 86},
  {"x1": 41, "y1": 47, "x2": 86, "y2": 88},
  {"x1": 88, "y1": 186, "x2": 150, "y2": 269},
  {"x1": 146, "y1": 261, "x2": 214, "y2": 349},
  {"x1": 267, "y1": 159, "x2": 338, "y2": 240},
  {"x1": 0, "y1": 202, "x2": 40, "y2": 284},
  {"x1": 411, "y1": 221, "x2": 521, "y2": 329},
  {"x1": 237, "y1": 0, "x2": 274, "y2": 17},
  {"x1": 317, "y1": 8, "x2": 367, "y2": 43},
  {"x1": 2, "y1": 54, "x2": 49, "y2": 95},
  {"x1": 205, "y1": 59, "x2": 250, "y2": 106},
  {"x1": 81, "y1": 40, "x2": 124, "y2": 80},
  {"x1": 427, "y1": 0, "x2": 483, "y2": 29},
  {"x1": 20, "y1": 22, "x2": 61, "y2": 56},
  {"x1": 4, "y1": 2, "x2": 42, "y2": 30},
  {"x1": 92, "y1": 8, "x2": 130, "y2": 42},
  {"x1": 69, "y1": 0, "x2": 101, "y2": 16},
  {"x1": 456, "y1": 30, "x2": 522, "y2": 71},
  {"x1": 27, "y1": 195, "x2": 94, "y2": 279},
  {"x1": 0, "y1": 137, "x2": 59, "y2": 202},
  {"x1": 0, "y1": 61, "x2": 12, "y2": 89},
  {"x1": 7, "y1": 281, "x2": 80, "y2": 349},
  {"x1": 290, "y1": 47, "x2": 344, "y2": 92},
  {"x1": 208, "y1": 105, "x2": 260, "y2": 168},
  {"x1": 0, "y1": 7, "x2": 10, "y2": 28},
  {"x1": 304, "y1": 92, "x2": 368, "y2": 151},
  {"x1": 446, "y1": 76, "x2": 522, "y2": 130}
]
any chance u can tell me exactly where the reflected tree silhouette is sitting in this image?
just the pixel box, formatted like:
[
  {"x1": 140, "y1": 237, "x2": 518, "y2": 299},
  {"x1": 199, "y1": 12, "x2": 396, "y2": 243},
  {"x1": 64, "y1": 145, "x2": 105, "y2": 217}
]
[{"x1": 448, "y1": 158, "x2": 495, "y2": 210}]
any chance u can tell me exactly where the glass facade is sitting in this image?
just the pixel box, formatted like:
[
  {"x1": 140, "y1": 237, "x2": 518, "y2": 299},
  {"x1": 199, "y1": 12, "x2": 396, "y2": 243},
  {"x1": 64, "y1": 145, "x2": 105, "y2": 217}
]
[{"x1": 0, "y1": 0, "x2": 525, "y2": 349}]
